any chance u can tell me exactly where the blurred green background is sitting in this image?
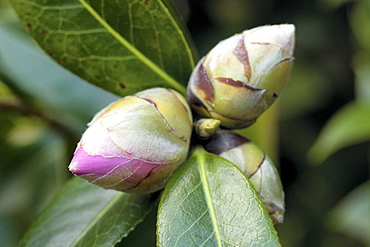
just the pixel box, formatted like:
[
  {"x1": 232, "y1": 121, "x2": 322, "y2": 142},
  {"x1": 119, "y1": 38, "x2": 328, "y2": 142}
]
[{"x1": 1, "y1": 0, "x2": 369, "y2": 246}]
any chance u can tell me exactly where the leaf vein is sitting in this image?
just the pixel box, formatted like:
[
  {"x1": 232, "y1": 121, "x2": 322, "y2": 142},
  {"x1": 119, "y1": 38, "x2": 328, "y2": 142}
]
[
  {"x1": 76, "y1": 0, "x2": 186, "y2": 94},
  {"x1": 69, "y1": 193, "x2": 123, "y2": 247},
  {"x1": 197, "y1": 154, "x2": 223, "y2": 247}
]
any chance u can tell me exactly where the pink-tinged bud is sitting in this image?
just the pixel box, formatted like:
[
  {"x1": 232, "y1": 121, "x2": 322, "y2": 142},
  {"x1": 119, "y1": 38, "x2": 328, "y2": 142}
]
[
  {"x1": 204, "y1": 130, "x2": 285, "y2": 224},
  {"x1": 187, "y1": 24, "x2": 295, "y2": 129},
  {"x1": 69, "y1": 88, "x2": 193, "y2": 193}
]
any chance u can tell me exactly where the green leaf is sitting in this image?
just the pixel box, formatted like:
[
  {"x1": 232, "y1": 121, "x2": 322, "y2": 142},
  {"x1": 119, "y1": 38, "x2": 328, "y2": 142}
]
[
  {"x1": 8, "y1": 0, "x2": 197, "y2": 96},
  {"x1": 350, "y1": 0, "x2": 370, "y2": 53},
  {"x1": 353, "y1": 52, "x2": 370, "y2": 103},
  {"x1": 308, "y1": 101, "x2": 370, "y2": 165},
  {"x1": 157, "y1": 147, "x2": 280, "y2": 247},
  {"x1": 326, "y1": 181, "x2": 370, "y2": 246},
  {"x1": 0, "y1": 22, "x2": 119, "y2": 128},
  {"x1": 19, "y1": 177, "x2": 157, "y2": 247}
]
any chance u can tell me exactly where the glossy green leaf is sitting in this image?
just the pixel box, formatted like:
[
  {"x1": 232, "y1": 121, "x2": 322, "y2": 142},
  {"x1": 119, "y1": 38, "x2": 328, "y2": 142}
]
[
  {"x1": 157, "y1": 147, "x2": 280, "y2": 247},
  {"x1": 19, "y1": 177, "x2": 157, "y2": 247},
  {"x1": 308, "y1": 101, "x2": 370, "y2": 165},
  {"x1": 8, "y1": 0, "x2": 197, "y2": 96}
]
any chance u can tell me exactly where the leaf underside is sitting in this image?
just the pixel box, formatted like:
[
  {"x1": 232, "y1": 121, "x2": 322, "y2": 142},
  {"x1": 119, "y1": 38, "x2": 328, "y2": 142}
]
[
  {"x1": 9, "y1": 0, "x2": 196, "y2": 96},
  {"x1": 157, "y1": 149, "x2": 281, "y2": 247}
]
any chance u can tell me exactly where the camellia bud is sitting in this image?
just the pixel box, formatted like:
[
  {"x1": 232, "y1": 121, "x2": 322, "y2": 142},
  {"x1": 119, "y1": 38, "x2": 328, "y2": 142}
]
[
  {"x1": 187, "y1": 24, "x2": 295, "y2": 129},
  {"x1": 204, "y1": 130, "x2": 285, "y2": 224},
  {"x1": 69, "y1": 88, "x2": 193, "y2": 194}
]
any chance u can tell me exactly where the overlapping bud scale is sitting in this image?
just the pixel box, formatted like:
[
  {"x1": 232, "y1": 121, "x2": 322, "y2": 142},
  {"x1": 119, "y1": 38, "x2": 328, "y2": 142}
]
[{"x1": 187, "y1": 24, "x2": 295, "y2": 129}]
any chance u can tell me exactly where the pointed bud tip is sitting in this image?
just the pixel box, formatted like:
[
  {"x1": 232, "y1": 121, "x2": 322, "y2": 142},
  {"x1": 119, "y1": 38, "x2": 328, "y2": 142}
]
[
  {"x1": 68, "y1": 147, "x2": 122, "y2": 176},
  {"x1": 68, "y1": 146, "x2": 131, "y2": 177},
  {"x1": 244, "y1": 24, "x2": 295, "y2": 55},
  {"x1": 278, "y1": 24, "x2": 295, "y2": 54},
  {"x1": 68, "y1": 161, "x2": 78, "y2": 173}
]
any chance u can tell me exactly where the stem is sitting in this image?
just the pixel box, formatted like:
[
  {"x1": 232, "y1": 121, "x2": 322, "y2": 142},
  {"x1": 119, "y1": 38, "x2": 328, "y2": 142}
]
[
  {"x1": 0, "y1": 72, "x2": 80, "y2": 140},
  {"x1": 0, "y1": 98, "x2": 79, "y2": 140}
]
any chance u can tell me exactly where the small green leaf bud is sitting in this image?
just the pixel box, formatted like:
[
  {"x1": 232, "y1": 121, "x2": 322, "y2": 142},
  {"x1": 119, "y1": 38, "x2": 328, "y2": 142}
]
[
  {"x1": 205, "y1": 130, "x2": 285, "y2": 224},
  {"x1": 195, "y1": 118, "x2": 221, "y2": 140},
  {"x1": 187, "y1": 24, "x2": 295, "y2": 129},
  {"x1": 69, "y1": 88, "x2": 193, "y2": 193}
]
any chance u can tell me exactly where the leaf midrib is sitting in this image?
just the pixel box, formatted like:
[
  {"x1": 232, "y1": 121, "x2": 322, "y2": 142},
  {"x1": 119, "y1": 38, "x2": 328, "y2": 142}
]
[
  {"x1": 197, "y1": 152, "x2": 223, "y2": 247},
  {"x1": 77, "y1": 0, "x2": 187, "y2": 95}
]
